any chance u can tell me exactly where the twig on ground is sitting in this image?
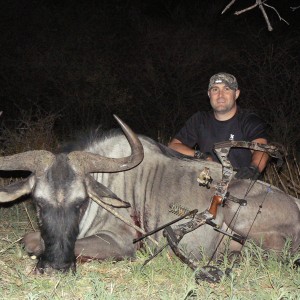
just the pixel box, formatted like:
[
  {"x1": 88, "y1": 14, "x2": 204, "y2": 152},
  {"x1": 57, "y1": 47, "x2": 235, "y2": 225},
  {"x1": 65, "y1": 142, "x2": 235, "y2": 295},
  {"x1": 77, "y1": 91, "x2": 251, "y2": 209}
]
[
  {"x1": 292, "y1": 149, "x2": 300, "y2": 187},
  {"x1": 279, "y1": 172, "x2": 300, "y2": 195},
  {"x1": 285, "y1": 158, "x2": 298, "y2": 198},
  {"x1": 23, "y1": 202, "x2": 36, "y2": 232},
  {"x1": 272, "y1": 164, "x2": 288, "y2": 194},
  {"x1": 50, "y1": 278, "x2": 62, "y2": 298}
]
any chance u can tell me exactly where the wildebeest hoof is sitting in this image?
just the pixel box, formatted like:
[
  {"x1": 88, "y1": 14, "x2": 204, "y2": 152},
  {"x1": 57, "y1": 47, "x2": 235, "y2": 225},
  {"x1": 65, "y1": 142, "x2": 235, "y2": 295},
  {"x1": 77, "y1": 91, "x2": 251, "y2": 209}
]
[{"x1": 21, "y1": 232, "x2": 45, "y2": 257}]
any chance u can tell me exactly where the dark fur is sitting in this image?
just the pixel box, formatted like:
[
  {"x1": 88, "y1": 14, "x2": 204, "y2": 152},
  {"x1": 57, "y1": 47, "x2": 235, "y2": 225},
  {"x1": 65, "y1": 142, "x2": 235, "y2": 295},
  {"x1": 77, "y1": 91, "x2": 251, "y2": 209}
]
[
  {"x1": 57, "y1": 128, "x2": 122, "y2": 153},
  {"x1": 34, "y1": 154, "x2": 87, "y2": 273},
  {"x1": 37, "y1": 204, "x2": 80, "y2": 273}
]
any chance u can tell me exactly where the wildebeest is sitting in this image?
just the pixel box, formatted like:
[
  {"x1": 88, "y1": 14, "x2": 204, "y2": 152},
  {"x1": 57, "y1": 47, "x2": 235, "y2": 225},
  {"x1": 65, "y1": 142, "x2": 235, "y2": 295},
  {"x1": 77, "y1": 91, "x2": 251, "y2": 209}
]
[{"x1": 0, "y1": 116, "x2": 300, "y2": 274}]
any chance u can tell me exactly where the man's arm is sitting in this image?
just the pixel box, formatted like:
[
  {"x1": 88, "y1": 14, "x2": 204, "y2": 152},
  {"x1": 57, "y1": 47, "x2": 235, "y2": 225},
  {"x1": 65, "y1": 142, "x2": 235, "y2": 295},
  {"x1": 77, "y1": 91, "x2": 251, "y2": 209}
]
[
  {"x1": 234, "y1": 137, "x2": 269, "y2": 180},
  {"x1": 250, "y1": 138, "x2": 269, "y2": 173},
  {"x1": 168, "y1": 138, "x2": 194, "y2": 156},
  {"x1": 169, "y1": 136, "x2": 269, "y2": 173}
]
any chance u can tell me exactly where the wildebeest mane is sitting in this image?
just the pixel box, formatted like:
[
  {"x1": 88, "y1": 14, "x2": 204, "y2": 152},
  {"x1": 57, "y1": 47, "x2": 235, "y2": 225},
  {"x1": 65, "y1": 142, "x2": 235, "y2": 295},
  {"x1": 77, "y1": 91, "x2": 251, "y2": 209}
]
[
  {"x1": 156, "y1": 141, "x2": 196, "y2": 160},
  {"x1": 138, "y1": 135, "x2": 199, "y2": 160},
  {"x1": 58, "y1": 127, "x2": 198, "y2": 163},
  {"x1": 57, "y1": 128, "x2": 123, "y2": 154}
]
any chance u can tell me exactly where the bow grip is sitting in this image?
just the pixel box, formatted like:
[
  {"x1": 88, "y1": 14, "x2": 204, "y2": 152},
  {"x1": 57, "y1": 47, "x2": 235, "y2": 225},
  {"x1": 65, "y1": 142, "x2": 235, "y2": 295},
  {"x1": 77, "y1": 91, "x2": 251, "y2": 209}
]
[{"x1": 208, "y1": 195, "x2": 223, "y2": 219}]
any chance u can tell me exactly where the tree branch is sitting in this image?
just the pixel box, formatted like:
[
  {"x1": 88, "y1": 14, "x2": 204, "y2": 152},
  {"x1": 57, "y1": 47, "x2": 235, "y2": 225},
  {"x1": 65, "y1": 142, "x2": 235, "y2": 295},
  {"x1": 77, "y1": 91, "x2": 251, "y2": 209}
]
[
  {"x1": 221, "y1": 0, "x2": 236, "y2": 15},
  {"x1": 290, "y1": 6, "x2": 300, "y2": 12},
  {"x1": 234, "y1": 2, "x2": 258, "y2": 15},
  {"x1": 223, "y1": 0, "x2": 290, "y2": 31},
  {"x1": 258, "y1": 1, "x2": 273, "y2": 31},
  {"x1": 264, "y1": 3, "x2": 289, "y2": 25}
]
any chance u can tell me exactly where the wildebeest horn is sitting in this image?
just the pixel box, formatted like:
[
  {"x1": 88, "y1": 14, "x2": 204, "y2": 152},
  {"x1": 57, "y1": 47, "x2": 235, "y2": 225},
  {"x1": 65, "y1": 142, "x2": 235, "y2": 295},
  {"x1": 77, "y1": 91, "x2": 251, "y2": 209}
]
[
  {"x1": 67, "y1": 115, "x2": 144, "y2": 173},
  {"x1": 0, "y1": 150, "x2": 55, "y2": 203},
  {"x1": 0, "y1": 150, "x2": 55, "y2": 175}
]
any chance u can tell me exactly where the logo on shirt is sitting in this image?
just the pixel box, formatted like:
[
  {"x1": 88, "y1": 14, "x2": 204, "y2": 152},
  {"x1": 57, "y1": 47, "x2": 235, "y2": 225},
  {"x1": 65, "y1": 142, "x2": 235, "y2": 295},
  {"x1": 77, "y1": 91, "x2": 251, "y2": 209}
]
[{"x1": 229, "y1": 134, "x2": 235, "y2": 141}]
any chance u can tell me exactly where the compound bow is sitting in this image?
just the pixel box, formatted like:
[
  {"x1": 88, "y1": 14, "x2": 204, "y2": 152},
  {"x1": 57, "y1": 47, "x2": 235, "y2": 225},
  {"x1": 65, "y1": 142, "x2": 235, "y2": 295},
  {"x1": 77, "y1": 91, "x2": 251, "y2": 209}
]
[{"x1": 133, "y1": 141, "x2": 285, "y2": 283}]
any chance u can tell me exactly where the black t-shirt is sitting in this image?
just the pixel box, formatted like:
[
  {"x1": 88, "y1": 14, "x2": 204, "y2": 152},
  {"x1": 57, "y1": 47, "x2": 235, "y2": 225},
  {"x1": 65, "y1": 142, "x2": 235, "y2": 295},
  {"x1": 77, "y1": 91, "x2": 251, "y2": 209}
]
[{"x1": 174, "y1": 108, "x2": 269, "y2": 169}]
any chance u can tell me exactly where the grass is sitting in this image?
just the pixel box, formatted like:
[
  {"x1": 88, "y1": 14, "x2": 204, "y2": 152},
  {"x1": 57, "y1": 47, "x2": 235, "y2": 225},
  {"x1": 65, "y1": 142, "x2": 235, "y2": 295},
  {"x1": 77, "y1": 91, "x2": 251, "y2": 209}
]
[
  {"x1": 1, "y1": 119, "x2": 300, "y2": 299},
  {"x1": 1, "y1": 203, "x2": 300, "y2": 300}
]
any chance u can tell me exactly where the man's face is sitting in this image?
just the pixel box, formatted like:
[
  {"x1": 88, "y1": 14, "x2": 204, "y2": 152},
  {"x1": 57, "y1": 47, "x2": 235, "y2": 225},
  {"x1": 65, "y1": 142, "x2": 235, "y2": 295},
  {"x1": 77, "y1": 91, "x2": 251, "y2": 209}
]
[{"x1": 208, "y1": 83, "x2": 240, "y2": 115}]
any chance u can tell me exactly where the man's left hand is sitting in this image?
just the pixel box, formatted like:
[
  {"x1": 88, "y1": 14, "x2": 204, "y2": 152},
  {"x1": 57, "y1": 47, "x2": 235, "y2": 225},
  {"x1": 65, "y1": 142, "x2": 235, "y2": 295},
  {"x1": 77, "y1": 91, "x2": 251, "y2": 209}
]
[{"x1": 235, "y1": 165, "x2": 260, "y2": 180}]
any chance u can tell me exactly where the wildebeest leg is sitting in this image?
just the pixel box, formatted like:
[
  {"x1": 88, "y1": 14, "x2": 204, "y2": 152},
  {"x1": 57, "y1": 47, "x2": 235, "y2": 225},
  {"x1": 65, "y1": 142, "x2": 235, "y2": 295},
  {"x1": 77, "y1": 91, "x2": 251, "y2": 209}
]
[
  {"x1": 22, "y1": 231, "x2": 44, "y2": 256},
  {"x1": 22, "y1": 231, "x2": 136, "y2": 261},
  {"x1": 74, "y1": 231, "x2": 136, "y2": 261},
  {"x1": 219, "y1": 229, "x2": 288, "y2": 255},
  {"x1": 248, "y1": 231, "x2": 288, "y2": 252},
  {"x1": 225, "y1": 180, "x2": 300, "y2": 254}
]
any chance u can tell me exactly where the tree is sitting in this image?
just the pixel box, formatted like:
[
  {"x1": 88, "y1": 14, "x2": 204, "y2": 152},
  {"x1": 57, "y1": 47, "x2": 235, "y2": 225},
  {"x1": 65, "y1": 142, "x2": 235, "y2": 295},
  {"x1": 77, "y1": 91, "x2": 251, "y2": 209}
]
[{"x1": 222, "y1": 0, "x2": 299, "y2": 31}]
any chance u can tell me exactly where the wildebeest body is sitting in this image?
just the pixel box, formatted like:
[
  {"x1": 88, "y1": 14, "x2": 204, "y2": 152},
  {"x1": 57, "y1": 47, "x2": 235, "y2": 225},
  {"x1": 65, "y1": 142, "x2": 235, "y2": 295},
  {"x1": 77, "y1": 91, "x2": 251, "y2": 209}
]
[
  {"x1": 1, "y1": 118, "x2": 300, "y2": 273},
  {"x1": 223, "y1": 179, "x2": 300, "y2": 253},
  {"x1": 75, "y1": 133, "x2": 223, "y2": 260}
]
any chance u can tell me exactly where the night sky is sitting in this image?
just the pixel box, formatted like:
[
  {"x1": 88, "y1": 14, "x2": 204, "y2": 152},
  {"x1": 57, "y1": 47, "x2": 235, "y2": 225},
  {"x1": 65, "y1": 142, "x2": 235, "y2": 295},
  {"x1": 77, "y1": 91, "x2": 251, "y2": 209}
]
[{"x1": 1, "y1": 0, "x2": 300, "y2": 146}]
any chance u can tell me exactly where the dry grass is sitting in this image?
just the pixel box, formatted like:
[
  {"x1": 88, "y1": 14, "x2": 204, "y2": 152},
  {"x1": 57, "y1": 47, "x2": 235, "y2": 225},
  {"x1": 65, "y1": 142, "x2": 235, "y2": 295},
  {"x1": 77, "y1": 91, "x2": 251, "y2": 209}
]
[
  {"x1": 0, "y1": 203, "x2": 300, "y2": 299},
  {"x1": 1, "y1": 165, "x2": 300, "y2": 299},
  {"x1": 1, "y1": 109, "x2": 59, "y2": 155},
  {"x1": 264, "y1": 152, "x2": 300, "y2": 199}
]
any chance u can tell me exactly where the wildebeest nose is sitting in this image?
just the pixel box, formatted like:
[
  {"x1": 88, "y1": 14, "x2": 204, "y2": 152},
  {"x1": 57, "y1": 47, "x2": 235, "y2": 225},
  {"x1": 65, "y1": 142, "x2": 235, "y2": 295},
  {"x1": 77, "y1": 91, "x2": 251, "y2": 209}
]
[{"x1": 35, "y1": 260, "x2": 76, "y2": 275}]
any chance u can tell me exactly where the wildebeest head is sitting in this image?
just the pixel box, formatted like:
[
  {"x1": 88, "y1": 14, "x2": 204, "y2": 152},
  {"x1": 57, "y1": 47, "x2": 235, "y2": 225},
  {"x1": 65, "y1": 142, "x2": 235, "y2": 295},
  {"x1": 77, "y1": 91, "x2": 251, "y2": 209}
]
[{"x1": 0, "y1": 115, "x2": 144, "y2": 273}]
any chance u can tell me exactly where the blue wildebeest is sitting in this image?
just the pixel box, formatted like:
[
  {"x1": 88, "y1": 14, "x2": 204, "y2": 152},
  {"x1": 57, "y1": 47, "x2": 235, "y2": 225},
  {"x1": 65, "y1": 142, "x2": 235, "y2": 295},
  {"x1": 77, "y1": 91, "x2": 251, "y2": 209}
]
[{"x1": 0, "y1": 116, "x2": 300, "y2": 274}]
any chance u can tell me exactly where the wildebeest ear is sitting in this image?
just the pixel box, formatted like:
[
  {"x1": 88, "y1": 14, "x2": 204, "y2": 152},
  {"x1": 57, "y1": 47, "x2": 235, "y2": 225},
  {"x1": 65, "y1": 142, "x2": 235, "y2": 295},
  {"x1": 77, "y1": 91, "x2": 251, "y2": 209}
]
[
  {"x1": 85, "y1": 175, "x2": 131, "y2": 208},
  {"x1": 0, "y1": 176, "x2": 35, "y2": 203}
]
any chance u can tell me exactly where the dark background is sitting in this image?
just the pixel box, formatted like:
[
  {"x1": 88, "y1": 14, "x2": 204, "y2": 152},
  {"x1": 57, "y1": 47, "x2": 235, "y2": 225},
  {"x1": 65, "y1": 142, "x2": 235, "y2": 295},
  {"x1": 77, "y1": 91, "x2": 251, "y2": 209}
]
[{"x1": 1, "y1": 0, "x2": 300, "y2": 148}]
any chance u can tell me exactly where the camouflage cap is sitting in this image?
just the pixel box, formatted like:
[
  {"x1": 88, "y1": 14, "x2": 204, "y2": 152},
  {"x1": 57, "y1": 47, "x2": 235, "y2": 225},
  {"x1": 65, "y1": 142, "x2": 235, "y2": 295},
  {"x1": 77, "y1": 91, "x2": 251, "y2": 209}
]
[{"x1": 208, "y1": 73, "x2": 238, "y2": 90}]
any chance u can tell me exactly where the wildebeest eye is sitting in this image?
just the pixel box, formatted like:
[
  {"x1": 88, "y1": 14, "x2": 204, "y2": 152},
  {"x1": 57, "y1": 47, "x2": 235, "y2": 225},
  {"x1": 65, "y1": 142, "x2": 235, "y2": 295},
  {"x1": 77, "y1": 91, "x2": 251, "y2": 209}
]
[{"x1": 74, "y1": 198, "x2": 87, "y2": 210}]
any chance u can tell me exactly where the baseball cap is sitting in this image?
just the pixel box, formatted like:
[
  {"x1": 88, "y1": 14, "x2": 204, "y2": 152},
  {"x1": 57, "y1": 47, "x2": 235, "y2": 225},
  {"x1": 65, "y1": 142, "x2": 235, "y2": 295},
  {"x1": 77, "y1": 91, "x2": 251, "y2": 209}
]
[{"x1": 208, "y1": 73, "x2": 238, "y2": 90}]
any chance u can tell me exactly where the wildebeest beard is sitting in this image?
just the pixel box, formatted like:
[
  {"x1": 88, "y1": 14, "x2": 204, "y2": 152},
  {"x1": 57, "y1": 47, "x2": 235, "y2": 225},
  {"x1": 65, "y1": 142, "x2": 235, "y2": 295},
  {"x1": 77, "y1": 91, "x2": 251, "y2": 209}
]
[{"x1": 36, "y1": 203, "x2": 80, "y2": 274}]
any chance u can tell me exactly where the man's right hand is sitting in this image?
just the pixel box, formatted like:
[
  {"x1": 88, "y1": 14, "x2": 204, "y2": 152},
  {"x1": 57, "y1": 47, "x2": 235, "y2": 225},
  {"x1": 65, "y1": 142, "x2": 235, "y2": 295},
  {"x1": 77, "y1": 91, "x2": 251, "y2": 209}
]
[{"x1": 235, "y1": 165, "x2": 260, "y2": 180}]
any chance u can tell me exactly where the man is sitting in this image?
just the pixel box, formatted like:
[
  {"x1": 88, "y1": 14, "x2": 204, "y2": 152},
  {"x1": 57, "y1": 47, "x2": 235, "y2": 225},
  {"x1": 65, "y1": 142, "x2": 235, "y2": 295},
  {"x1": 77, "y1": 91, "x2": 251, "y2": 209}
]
[{"x1": 168, "y1": 72, "x2": 269, "y2": 179}]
